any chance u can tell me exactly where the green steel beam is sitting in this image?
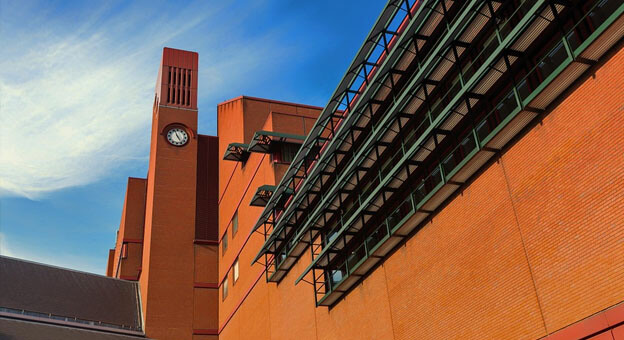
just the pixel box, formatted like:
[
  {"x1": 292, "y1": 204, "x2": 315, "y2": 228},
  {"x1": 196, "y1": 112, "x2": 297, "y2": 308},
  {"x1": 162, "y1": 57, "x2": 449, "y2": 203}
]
[
  {"x1": 295, "y1": 0, "x2": 550, "y2": 285},
  {"x1": 249, "y1": 0, "x2": 418, "y2": 237},
  {"x1": 280, "y1": 0, "x2": 491, "y2": 256},
  {"x1": 304, "y1": 1, "x2": 624, "y2": 303},
  {"x1": 261, "y1": 0, "x2": 481, "y2": 253},
  {"x1": 251, "y1": 0, "x2": 444, "y2": 261}
]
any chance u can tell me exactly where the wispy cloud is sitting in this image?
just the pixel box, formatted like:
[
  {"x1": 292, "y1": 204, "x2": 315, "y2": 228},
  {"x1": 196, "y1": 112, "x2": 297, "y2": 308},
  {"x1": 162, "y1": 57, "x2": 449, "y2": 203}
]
[{"x1": 0, "y1": 0, "x2": 290, "y2": 199}]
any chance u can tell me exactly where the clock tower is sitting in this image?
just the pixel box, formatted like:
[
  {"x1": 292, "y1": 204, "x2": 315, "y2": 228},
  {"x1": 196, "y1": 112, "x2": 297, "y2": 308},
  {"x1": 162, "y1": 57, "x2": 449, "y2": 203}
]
[
  {"x1": 107, "y1": 47, "x2": 219, "y2": 339},
  {"x1": 141, "y1": 47, "x2": 199, "y2": 339}
]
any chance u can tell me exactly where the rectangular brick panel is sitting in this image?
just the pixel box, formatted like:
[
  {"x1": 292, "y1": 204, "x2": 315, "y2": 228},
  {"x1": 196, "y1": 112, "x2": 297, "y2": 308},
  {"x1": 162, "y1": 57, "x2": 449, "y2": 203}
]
[{"x1": 501, "y1": 46, "x2": 624, "y2": 334}]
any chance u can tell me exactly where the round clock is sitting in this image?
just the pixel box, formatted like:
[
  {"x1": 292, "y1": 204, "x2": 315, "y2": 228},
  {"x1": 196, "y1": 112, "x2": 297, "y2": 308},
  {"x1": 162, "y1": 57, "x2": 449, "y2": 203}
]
[{"x1": 166, "y1": 127, "x2": 189, "y2": 146}]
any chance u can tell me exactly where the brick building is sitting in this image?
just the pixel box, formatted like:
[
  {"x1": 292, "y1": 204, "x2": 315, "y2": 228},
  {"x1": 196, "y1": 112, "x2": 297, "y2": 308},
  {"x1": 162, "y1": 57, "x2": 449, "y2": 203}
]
[{"x1": 105, "y1": 1, "x2": 624, "y2": 339}]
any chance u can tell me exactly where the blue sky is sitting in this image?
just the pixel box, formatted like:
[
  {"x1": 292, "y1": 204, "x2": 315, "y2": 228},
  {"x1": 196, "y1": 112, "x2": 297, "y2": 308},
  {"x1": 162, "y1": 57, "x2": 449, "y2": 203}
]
[{"x1": 0, "y1": 0, "x2": 385, "y2": 274}]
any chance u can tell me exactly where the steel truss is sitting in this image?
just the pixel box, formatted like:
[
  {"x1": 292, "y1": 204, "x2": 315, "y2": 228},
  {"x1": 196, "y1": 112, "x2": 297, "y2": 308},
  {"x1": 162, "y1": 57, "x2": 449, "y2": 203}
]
[{"x1": 250, "y1": 0, "x2": 624, "y2": 307}]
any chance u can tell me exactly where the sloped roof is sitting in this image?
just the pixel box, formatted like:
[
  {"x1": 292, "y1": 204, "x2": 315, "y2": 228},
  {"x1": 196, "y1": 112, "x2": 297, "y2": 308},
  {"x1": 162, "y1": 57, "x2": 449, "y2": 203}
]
[
  {"x1": 0, "y1": 317, "x2": 146, "y2": 340},
  {"x1": 0, "y1": 256, "x2": 142, "y2": 331}
]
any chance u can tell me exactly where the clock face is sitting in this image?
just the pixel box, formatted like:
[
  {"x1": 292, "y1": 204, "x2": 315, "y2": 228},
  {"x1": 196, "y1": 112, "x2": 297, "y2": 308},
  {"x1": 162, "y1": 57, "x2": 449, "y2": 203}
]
[{"x1": 166, "y1": 127, "x2": 189, "y2": 146}]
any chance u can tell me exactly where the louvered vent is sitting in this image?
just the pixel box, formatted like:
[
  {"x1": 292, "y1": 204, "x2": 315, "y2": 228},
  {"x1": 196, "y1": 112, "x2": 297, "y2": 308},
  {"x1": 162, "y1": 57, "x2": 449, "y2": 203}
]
[{"x1": 166, "y1": 66, "x2": 193, "y2": 107}]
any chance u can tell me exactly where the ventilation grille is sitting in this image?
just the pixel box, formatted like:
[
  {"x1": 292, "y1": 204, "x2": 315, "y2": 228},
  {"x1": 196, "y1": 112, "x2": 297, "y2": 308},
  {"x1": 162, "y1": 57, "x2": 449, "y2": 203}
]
[{"x1": 166, "y1": 66, "x2": 192, "y2": 107}]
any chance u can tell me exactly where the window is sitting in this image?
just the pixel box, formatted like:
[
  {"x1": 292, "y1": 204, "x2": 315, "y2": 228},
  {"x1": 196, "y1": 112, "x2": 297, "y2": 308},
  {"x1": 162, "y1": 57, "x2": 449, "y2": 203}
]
[
  {"x1": 233, "y1": 258, "x2": 239, "y2": 283},
  {"x1": 222, "y1": 277, "x2": 228, "y2": 300},
  {"x1": 232, "y1": 211, "x2": 238, "y2": 237},
  {"x1": 121, "y1": 243, "x2": 128, "y2": 259},
  {"x1": 275, "y1": 143, "x2": 300, "y2": 163},
  {"x1": 222, "y1": 232, "x2": 228, "y2": 255}
]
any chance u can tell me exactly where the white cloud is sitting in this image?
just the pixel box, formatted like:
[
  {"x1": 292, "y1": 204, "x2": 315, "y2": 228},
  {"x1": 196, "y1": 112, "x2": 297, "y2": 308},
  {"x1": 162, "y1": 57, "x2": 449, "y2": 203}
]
[
  {"x1": 0, "y1": 34, "x2": 152, "y2": 198},
  {"x1": 0, "y1": 1, "x2": 289, "y2": 199}
]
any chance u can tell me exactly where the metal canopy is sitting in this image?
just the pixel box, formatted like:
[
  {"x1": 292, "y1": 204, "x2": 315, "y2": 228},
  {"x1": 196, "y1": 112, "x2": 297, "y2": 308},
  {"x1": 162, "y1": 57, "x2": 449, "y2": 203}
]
[
  {"x1": 264, "y1": 0, "x2": 478, "y2": 245},
  {"x1": 247, "y1": 131, "x2": 306, "y2": 154},
  {"x1": 251, "y1": 0, "x2": 425, "y2": 248},
  {"x1": 223, "y1": 143, "x2": 250, "y2": 162},
  {"x1": 248, "y1": 0, "x2": 420, "y2": 240},
  {"x1": 244, "y1": 0, "x2": 624, "y2": 308},
  {"x1": 295, "y1": 0, "x2": 624, "y2": 307},
  {"x1": 250, "y1": 185, "x2": 277, "y2": 207},
  {"x1": 251, "y1": 185, "x2": 295, "y2": 209},
  {"x1": 295, "y1": 0, "x2": 539, "y2": 286},
  {"x1": 251, "y1": 0, "x2": 451, "y2": 267}
]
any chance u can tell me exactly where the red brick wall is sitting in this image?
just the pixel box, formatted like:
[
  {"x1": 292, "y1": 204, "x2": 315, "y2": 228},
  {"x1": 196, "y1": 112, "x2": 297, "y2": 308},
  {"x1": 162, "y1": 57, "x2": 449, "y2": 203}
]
[
  {"x1": 140, "y1": 48, "x2": 201, "y2": 340},
  {"x1": 196, "y1": 135, "x2": 219, "y2": 241},
  {"x1": 106, "y1": 249, "x2": 114, "y2": 277},
  {"x1": 384, "y1": 160, "x2": 545, "y2": 339},
  {"x1": 193, "y1": 243, "x2": 219, "y2": 335},
  {"x1": 111, "y1": 177, "x2": 146, "y2": 280},
  {"x1": 132, "y1": 49, "x2": 219, "y2": 340},
  {"x1": 500, "y1": 45, "x2": 624, "y2": 334},
  {"x1": 217, "y1": 47, "x2": 624, "y2": 340},
  {"x1": 217, "y1": 97, "x2": 321, "y2": 339},
  {"x1": 141, "y1": 103, "x2": 198, "y2": 340}
]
